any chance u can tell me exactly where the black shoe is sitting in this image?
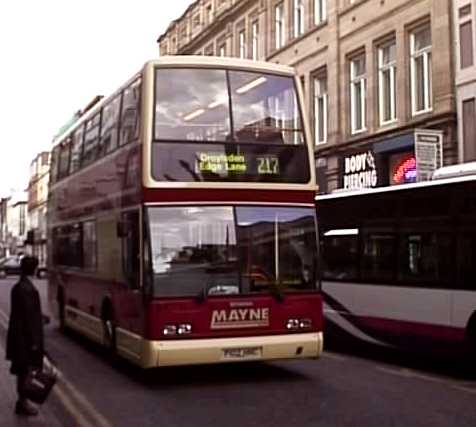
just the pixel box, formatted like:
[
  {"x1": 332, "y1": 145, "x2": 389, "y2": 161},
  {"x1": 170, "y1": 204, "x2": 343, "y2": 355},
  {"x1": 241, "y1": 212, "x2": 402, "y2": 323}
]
[{"x1": 15, "y1": 400, "x2": 39, "y2": 416}]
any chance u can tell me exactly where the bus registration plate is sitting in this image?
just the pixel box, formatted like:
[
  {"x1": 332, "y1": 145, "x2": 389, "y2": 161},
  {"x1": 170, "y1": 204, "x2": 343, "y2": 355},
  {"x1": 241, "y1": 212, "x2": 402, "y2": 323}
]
[{"x1": 222, "y1": 346, "x2": 262, "y2": 360}]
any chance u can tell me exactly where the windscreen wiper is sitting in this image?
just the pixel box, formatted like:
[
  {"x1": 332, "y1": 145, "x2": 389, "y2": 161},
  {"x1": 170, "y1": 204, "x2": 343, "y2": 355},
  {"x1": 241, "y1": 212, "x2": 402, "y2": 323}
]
[
  {"x1": 196, "y1": 284, "x2": 209, "y2": 303},
  {"x1": 269, "y1": 281, "x2": 285, "y2": 303}
]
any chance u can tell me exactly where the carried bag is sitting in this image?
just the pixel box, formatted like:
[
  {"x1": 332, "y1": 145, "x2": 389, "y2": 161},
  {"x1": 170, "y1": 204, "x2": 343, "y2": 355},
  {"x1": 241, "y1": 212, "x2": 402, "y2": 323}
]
[{"x1": 23, "y1": 355, "x2": 58, "y2": 404}]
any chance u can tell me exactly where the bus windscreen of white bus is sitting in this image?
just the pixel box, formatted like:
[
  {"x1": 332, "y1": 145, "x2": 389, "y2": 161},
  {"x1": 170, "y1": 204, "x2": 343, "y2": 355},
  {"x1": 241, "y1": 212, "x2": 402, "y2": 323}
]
[
  {"x1": 152, "y1": 68, "x2": 310, "y2": 183},
  {"x1": 146, "y1": 206, "x2": 317, "y2": 297}
]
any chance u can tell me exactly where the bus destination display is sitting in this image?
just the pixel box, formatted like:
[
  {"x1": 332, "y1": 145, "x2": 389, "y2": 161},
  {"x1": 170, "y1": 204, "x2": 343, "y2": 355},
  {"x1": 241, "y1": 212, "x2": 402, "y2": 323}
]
[
  {"x1": 151, "y1": 142, "x2": 310, "y2": 183},
  {"x1": 196, "y1": 152, "x2": 279, "y2": 176}
]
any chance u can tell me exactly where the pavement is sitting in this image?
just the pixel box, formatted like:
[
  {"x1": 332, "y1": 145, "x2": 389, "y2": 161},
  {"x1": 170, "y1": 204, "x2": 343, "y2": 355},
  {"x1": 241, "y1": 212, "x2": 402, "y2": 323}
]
[{"x1": 0, "y1": 319, "x2": 63, "y2": 426}]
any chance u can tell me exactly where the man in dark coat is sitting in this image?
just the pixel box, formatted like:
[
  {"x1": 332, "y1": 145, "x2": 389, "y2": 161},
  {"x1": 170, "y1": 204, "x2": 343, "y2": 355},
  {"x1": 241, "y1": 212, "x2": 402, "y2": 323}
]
[{"x1": 6, "y1": 255, "x2": 43, "y2": 416}]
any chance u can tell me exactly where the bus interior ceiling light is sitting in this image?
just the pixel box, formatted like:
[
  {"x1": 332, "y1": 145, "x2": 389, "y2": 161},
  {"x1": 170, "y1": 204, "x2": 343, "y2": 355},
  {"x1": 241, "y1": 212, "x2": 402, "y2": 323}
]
[
  {"x1": 184, "y1": 108, "x2": 205, "y2": 122},
  {"x1": 208, "y1": 97, "x2": 227, "y2": 109},
  {"x1": 236, "y1": 77, "x2": 267, "y2": 94},
  {"x1": 323, "y1": 228, "x2": 359, "y2": 237}
]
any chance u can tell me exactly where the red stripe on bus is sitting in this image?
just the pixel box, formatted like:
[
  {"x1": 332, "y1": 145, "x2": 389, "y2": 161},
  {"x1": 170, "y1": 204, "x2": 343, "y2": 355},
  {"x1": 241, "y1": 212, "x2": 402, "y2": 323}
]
[
  {"x1": 143, "y1": 188, "x2": 314, "y2": 204},
  {"x1": 355, "y1": 316, "x2": 467, "y2": 343}
]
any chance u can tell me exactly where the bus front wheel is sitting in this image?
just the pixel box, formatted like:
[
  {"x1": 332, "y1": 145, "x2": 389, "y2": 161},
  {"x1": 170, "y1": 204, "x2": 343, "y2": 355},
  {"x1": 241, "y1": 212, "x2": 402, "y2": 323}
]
[
  {"x1": 466, "y1": 313, "x2": 476, "y2": 375},
  {"x1": 101, "y1": 302, "x2": 117, "y2": 356},
  {"x1": 468, "y1": 315, "x2": 476, "y2": 349}
]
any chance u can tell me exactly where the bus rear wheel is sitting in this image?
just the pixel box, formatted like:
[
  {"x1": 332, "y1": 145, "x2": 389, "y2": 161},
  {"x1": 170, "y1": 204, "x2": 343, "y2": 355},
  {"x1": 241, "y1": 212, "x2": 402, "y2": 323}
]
[{"x1": 466, "y1": 315, "x2": 476, "y2": 375}]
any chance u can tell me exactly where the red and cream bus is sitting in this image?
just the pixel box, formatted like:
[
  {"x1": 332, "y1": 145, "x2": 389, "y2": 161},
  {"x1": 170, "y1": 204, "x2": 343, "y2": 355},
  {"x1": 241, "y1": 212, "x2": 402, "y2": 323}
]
[
  {"x1": 317, "y1": 164, "x2": 476, "y2": 360},
  {"x1": 48, "y1": 56, "x2": 323, "y2": 368}
]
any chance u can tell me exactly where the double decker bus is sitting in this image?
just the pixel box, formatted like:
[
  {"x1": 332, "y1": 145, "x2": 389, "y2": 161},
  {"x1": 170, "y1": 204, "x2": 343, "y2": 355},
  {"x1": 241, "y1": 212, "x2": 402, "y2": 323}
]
[
  {"x1": 48, "y1": 56, "x2": 323, "y2": 368},
  {"x1": 317, "y1": 165, "x2": 476, "y2": 360}
]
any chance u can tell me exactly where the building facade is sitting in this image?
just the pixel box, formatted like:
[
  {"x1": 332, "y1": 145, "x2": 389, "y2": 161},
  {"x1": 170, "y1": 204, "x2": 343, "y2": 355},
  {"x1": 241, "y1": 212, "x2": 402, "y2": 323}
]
[
  {"x1": 454, "y1": 0, "x2": 476, "y2": 163},
  {"x1": 0, "y1": 198, "x2": 8, "y2": 257},
  {"x1": 27, "y1": 152, "x2": 50, "y2": 266},
  {"x1": 158, "y1": 0, "x2": 456, "y2": 193},
  {"x1": 3, "y1": 192, "x2": 28, "y2": 256}
]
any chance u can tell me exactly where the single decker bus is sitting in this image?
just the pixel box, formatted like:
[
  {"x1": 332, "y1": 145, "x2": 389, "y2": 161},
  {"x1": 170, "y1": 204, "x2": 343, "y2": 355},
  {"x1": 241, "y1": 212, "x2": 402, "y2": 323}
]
[
  {"x1": 317, "y1": 164, "x2": 476, "y2": 361},
  {"x1": 48, "y1": 56, "x2": 323, "y2": 368}
]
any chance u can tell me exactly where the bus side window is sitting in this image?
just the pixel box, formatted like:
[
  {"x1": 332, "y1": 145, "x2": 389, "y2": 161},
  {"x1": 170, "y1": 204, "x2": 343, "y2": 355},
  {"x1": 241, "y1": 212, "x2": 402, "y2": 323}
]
[
  {"x1": 121, "y1": 211, "x2": 140, "y2": 288},
  {"x1": 361, "y1": 232, "x2": 396, "y2": 283},
  {"x1": 119, "y1": 78, "x2": 141, "y2": 146},
  {"x1": 321, "y1": 233, "x2": 359, "y2": 281},
  {"x1": 58, "y1": 137, "x2": 72, "y2": 180},
  {"x1": 458, "y1": 232, "x2": 476, "y2": 291},
  {"x1": 101, "y1": 95, "x2": 121, "y2": 155}
]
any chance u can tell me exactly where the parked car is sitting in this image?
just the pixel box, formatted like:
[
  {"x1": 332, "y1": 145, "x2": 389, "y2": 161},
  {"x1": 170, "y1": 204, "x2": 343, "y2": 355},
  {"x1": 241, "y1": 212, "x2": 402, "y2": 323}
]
[
  {"x1": 0, "y1": 256, "x2": 47, "y2": 278},
  {"x1": 36, "y1": 263, "x2": 47, "y2": 279},
  {"x1": 0, "y1": 256, "x2": 21, "y2": 277}
]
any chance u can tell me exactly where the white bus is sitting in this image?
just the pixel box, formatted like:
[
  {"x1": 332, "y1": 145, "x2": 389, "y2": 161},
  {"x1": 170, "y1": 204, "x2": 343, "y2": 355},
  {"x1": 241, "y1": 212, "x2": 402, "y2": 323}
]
[{"x1": 316, "y1": 165, "x2": 476, "y2": 360}]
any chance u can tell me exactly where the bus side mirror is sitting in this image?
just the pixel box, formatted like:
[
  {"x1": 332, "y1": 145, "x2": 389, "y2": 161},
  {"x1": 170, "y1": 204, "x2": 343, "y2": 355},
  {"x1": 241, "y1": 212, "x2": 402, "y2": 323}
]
[{"x1": 117, "y1": 220, "x2": 129, "y2": 238}]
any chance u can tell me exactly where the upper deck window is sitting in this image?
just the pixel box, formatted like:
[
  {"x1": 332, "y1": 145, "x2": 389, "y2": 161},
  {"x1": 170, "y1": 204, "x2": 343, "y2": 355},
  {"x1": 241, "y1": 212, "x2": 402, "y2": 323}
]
[
  {"x1": 119, "y1": 78, "x2": 141, "y2": 146},
  {"x1": 155, "y1": 69, "x2": 230, "y2": 142},
  {"x1": 154, "y1": 68, "x2": 304, "y2": 145},
  {"x1": 152, "y1": 67, "x2": 309, "y2": 183}
]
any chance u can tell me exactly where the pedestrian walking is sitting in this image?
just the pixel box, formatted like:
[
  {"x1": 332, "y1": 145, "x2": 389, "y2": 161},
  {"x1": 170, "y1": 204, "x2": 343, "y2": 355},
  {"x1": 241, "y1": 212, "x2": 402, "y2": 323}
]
[{"x1": 5, "y1": 255, "x2": 44, "y2": 417}]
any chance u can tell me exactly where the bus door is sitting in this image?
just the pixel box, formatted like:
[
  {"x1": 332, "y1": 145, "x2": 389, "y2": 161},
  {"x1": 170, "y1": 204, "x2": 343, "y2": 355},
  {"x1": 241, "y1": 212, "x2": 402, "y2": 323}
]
[{"x1": 113, "y1": 210, "x2": 144, "y2": 336}]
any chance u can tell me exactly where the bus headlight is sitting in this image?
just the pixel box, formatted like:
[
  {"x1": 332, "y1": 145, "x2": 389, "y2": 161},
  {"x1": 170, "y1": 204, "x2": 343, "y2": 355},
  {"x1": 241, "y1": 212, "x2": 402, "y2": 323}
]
[
  {"x1": 177, "y1": 324, "x2": 192, "y2": 335},
  {"x1": 299, "y1": 319, "x2": 312, "y2": 329},
  {"x1": 286, "y1": 318, "x2": 312, "y2": 330},
  {"x1": 286, "y1": 319, "x2": 300, "y2": 330},
  {"x1": 163, "y1": 325, "x2": 177, "y2": 336},
  {"x1": 163, "y1": 323, "x2": 193, "y2": 336}
]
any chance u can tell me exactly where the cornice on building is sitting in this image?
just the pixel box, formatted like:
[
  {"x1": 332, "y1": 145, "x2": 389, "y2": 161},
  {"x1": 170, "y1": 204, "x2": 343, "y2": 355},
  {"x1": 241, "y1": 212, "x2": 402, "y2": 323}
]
[
  {"x1": 157, "y1": 0, "x2": 201, "y2": 43},
  {"x1": 158, "y1": 0, "x2": 258, "y2": 55},
  {"x1": 316, "y1": 111, "x2": 457, "y2": 157}
]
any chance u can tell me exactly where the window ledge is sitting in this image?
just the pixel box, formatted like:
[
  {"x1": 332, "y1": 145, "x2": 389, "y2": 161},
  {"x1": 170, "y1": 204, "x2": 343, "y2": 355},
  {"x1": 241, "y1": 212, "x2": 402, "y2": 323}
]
[
  {"x1": 351, "y1": 128, "x2": 367, "y2": 136},
  {"x1": 412, "y1": 108, "x2": 433, "y2": 117},
  {"x1": 379, "y1": 119, "x2": 398, "y2": 127}
]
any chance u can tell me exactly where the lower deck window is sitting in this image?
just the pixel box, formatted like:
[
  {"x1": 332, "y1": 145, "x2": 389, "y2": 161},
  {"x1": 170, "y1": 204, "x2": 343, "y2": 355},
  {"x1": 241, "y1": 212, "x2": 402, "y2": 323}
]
[{"x1": 147, "y1": 206, "x2": 318, "y2": 297}]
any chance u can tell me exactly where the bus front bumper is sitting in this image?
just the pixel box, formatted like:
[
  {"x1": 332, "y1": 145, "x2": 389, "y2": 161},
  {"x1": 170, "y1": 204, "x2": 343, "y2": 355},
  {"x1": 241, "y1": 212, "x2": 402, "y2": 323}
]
[{"x1": 141, "y1": 332, "x2": 323, "y2": 368}]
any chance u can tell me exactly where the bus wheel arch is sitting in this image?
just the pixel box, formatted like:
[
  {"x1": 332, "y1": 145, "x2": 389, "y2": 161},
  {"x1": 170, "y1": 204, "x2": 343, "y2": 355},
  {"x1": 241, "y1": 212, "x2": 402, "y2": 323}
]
[
  {"x1": 101, "y1": 298, "x2": 116, "y2": 353},
  {"x1": 467, "y1": 312, "x2": 476, "y2": 348}
]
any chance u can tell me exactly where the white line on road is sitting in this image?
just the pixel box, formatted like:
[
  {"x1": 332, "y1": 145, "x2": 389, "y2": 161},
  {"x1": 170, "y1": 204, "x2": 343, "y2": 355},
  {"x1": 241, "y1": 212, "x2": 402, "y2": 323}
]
[
  {"x1": 52, "y1": 383, "x2": 95, "y2": 427},
  {"x1": 322, "y1": 351, "x2": 348, "y2": 361},
  {"x1": 0, "y1": 310, "x2": 8, "y2": 329},
  {"x1": 57, "y1": 373, "x2": 112, "y2": 427},
  {"x1": 376, "y1": 366, "x2": 476, "y2": 394},
  {"x1": 0, "y1": 307, "x2": 112, "y2": 427}
]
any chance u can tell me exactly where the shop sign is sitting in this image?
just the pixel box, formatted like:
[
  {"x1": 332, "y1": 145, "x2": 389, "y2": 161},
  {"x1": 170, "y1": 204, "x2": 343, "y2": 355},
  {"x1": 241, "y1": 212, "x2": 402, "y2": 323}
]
[
  {"x1": 342, "y1": 151, "x2": 378, "y2": 190},
  {"x1": 414, "y1": 129, "x2": 443, "y2": 181}
]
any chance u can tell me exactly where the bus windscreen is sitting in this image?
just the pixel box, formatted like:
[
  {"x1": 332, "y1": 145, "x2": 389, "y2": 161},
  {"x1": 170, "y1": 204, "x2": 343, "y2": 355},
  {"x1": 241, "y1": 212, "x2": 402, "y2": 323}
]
[
  {"x1": 152, "y1": 68, "x2": 310, "y2": 183},
  {"x1": 146, "y1": 206, "x2": 317, "y2": 298}
]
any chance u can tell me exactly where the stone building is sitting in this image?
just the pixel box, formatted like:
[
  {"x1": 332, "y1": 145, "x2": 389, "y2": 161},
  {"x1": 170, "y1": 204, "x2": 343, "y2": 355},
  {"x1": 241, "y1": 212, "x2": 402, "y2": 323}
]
[
  {"x1": 27, "y1": 152, "x2": 50, "y2": 265},
  {"x1": 157, "y1": 0, "x2": 456, "y2": 193},
  {"x1": 3, "y1": 191, "x2": 28, "y2": 256},
  {"x1": 453, "y1": 0, "x2": 476, "y2": 163}
]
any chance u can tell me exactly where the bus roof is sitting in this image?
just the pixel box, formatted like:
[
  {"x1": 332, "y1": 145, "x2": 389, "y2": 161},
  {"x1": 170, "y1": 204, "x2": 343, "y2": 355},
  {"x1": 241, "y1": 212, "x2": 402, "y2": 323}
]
[
  {"x1": 52, "y1": 56, "x2": 296, "y2": 148},
  {"x1": 315, "y1": 172, "x2": 476, "y2": 201},
  {"x1": 149, "y1": 56, "x2": 296, "y2": 75}
]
